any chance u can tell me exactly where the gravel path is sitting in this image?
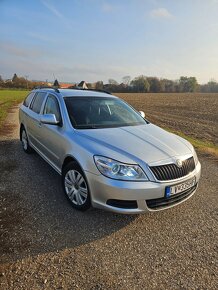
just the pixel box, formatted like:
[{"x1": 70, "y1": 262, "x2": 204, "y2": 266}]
[{"x1": 0, "y1": 105, "x2": 217, "y2": 290}]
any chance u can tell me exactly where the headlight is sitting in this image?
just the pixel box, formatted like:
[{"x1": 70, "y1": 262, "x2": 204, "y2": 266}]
[{"x1": 94, "y1": 156, "x2": 148, "y2": 181}]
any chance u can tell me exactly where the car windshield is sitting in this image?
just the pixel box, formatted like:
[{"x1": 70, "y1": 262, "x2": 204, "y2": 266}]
[{"x1": 64, "y1": 97, "x2": 147, "y2": 129}]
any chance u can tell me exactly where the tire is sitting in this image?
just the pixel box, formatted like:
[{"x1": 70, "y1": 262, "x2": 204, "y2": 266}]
[
  {"x1": 21, "y1": 127, "x2": 33, "y2": 154},
  {"x1": 62, "y1": 161, "x2": 91, "y2": 211}
]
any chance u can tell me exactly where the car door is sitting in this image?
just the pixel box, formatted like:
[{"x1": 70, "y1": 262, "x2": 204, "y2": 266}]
[
  {"x1": 38, "y1": 94, "x2": 64, "y2": 169},
  {"x1": 26, "y1": 91, "x2": 47, "y2": 150}
]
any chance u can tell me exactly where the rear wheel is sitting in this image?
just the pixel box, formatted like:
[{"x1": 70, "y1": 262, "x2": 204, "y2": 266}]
[
  {"x1": 21, "y1": 127, "x2": 33, "y2": 153},
  {"x1": 62, "y1": 161, "x2": 91, "y2": 211}
]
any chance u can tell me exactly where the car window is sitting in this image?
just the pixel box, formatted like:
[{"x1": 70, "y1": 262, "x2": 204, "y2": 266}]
[
  {"x1": 64, "y1": 97, "x2": 147, "y2": 129},
  {"x1": 43, "y1": 94, "x2": 61, "y2": 122},
  {"x1": 23, "y1": 92, "x2": 35, "y2": 107},
  {"x1": 30, "y1": 92, "x2": 47, "y2": 114}
]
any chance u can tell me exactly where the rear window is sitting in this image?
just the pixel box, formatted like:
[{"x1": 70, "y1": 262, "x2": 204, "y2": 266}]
[
  {"x1": 30, "y1": 92, "x2": 47, "y2": 114},
  {"x1": 23, "y1": 92, "x2": 35, "y2": 107}
]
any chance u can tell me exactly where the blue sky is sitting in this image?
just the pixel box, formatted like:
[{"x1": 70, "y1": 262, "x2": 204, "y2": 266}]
[{"x1": 1, "y1": 0, "x2": 218, "y2": 84}]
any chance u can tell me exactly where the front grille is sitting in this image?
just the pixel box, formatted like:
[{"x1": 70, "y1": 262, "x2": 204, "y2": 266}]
[
  {"x1": 150, "y1": 157, "x2": 195, "y2": 181},
  {"x1": 146, "y1": 184, "x2": 197, "y2": 210}
]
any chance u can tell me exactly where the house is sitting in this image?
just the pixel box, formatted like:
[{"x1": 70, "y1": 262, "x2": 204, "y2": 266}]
[
  {"x1": 77, "y1": 81, "x2": 88, "y2": 89},
  {"x1": 5, "y1": 79, "x2": 12, "y2": 83},
  {"x1": 59, "y1": 81, "x2": 88, "y2": 89}
]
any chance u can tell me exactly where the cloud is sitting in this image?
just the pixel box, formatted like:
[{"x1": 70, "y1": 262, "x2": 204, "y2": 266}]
[
  {"x1": 0, "y1": 41, "x2": 44, "y2": 58},
  {"x1": 150, "y1": 8, "x2": 173, "y2": 19},
  {"x1": 41, "y1": 0, "x2": 63, "y2": 19},
  {"x1": 40, "y1": 0, "x2": 73, "y2": 29}
]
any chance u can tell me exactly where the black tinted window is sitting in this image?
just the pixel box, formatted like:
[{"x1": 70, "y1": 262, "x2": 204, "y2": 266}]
[
  {"x1": 44, "y1": 94, "x2": 61, "y2": 122},
  {"x1": 30, "y1": 92, "x2": 46, "y2": 114},
  {"x1": 23, "y1": 92, "x2": 35, "y2": 107}
]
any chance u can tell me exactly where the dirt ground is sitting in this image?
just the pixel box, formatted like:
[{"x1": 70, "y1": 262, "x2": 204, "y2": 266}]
[
  {"x1": 0, "y1": 102, "x2": 217, "y2": 289},
  {"x1": 117, "y1": 93, "x2": 218, "y2": 145}
]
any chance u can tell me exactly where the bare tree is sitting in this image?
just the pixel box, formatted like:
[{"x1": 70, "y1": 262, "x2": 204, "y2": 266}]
[
  {"x1": 108, "y1": 78, "x2": 118, "y2": 85},
  {"x1": 122, "y1": 76, "x2": 131, "y2": 85}
]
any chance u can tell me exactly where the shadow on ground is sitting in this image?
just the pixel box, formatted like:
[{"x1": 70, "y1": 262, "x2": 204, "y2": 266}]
[{"x1": 0, "y1": 139, "x2": 136, "y2": 263}]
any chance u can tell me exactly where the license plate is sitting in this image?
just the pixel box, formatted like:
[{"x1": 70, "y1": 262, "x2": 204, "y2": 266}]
[{"x1": 165, "y1": 177, "x2": 196, "y2": 197}]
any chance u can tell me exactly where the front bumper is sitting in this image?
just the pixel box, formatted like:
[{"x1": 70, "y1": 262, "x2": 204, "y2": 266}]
[{"x1": 85, "y1": 161, "x2": 201, "y2": 214}]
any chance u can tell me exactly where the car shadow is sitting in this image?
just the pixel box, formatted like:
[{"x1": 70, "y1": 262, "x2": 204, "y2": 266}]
[{"x1": 0, "y1": 139, "x2": 137, "y2": 263}]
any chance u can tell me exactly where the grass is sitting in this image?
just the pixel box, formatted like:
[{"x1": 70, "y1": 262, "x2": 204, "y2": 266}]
[
  {"x1": 165, "y1": 128, "x2": 218, "y2": 158},
  {"x1": 0, "y1": 89, "x2": 29, "y2": 128}
]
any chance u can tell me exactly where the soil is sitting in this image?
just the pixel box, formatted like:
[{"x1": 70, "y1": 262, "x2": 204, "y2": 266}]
[{"x1": 117, "y1": 93, "x2": 218, "y2": 145}]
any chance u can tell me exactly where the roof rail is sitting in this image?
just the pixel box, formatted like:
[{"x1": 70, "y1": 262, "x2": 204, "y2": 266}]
[
  {"x1": 65, "y1": 87, "x2": 111, "y2": 95},
  {"x1": 34, "y1": 86, "x2": 60, "y2": 93}
]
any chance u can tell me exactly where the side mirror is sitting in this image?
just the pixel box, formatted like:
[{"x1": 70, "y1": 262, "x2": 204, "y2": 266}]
[
  {"x1": 139, "y1": 111, "x2": 145, "y2": 118},
  {"x1": 40, "y1": 114, "x2": 59, "y2": 125}
]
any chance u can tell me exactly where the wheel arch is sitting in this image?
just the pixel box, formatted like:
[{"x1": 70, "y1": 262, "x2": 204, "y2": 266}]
[{"x1": 62, "y1": 155, "x2": 84, "y2": 175}]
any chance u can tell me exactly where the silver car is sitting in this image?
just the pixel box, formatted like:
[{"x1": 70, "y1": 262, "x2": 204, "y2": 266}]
[{"x1": 19, "y1": 88, "x2": 201, "y2": 214}]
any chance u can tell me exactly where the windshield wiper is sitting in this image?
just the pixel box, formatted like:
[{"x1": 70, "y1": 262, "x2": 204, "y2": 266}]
[{"x1": 75, "y1": 125, "x2": 100, "y2": 129}]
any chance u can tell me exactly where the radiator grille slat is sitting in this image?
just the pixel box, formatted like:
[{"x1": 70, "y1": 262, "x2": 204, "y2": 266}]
[{"x1": 150, "y1": 157, "x2": 195, "y2": 181}]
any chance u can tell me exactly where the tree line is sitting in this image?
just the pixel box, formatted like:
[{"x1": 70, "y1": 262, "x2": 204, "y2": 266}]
[
  {"x1": 1, "y1": 73, "x2": 218, "y2": 93},
  {"x1": 99, "y1": 76, "x2": 218, "y2": 93},
  {"x1": 0, "y1": 74, "x2": 45, "y2": 90}
]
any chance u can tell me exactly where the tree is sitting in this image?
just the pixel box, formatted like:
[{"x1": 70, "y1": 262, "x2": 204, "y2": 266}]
[
  {"x1": 131, "y1": 75, "x2": 150, "y2": 92},
  {"x1": 12, "y1": 73, "x2": 18, "y2": 82},
  {"x1": 147, "y1": 77, "x2": 162, "y2": 92},
  {"x1": 179, "y1": 76, "x2": 198, "y2": 92},
  {"x1": 201, "y1": 79, "x2": 218, "y2": 92},
  {"x1": 0, "y1": 75, "x2": 4, "y2": 87},
  {"x1": 108, "y1": 78, "x2": 118, "y2": 85},
  {"x1": 53, "y1": 79, "x2": 60, "y2": 87},
  {"x1": 161, "y1": 79, "x2": 176, "y2": 92},
  {"x1": 95, "y1": 81, "x2": 104, "y2": 90},
  {"x1": 122, "y1": 76, "x2": 131, "y2": 85},
  {"x1": 11, "y1": 76, "x2": 27, "y2": 88}
]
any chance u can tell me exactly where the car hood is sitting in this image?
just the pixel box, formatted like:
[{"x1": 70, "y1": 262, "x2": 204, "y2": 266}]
[{"x1": 76, "y1": 124, "x2": 192, "y2": 165}]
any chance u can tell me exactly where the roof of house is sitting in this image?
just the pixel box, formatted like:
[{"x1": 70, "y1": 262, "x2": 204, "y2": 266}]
[
  {"x1": 77, "y1": 81, "x2": 88, "y2": 89},
  {"x1": 60, "y1": 83, "x2": 76, "y2": 89}
]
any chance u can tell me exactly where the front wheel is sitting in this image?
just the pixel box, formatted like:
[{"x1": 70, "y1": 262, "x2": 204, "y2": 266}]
[
  {"x1": 21, "y1": 127, "x2": 33, "y2": 154},
  {"x1": 62, "y1": 162, "x2": 91, "y2": 211}
]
